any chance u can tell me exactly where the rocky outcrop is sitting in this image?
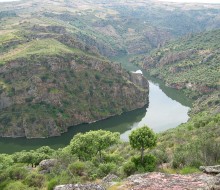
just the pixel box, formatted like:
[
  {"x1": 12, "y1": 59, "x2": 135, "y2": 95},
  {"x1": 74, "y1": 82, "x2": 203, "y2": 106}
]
[
  {"x1": 116, "y1": 172, "x2": 219, "y2": 190},
  {"x1": 130, "y1": 73, "x2": 149, "y2": 91},
  {"x1": 54, "y1": 184, "x2": 105, "y2": 190},
  {"x1": 200, "y1": 165, "x2": 220, "y2": 174},
  {"x1": 39, "y1": 159, "x2": 58, "y2": 173}
]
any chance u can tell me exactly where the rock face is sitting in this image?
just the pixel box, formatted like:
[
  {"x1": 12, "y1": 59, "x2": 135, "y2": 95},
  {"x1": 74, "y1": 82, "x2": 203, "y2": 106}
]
[
  {"x1": 117, "y1": 172, "x2": 218, "y2": 190},
  {"x1": 54, "y1": 184, "x2": 105, "y2": 190}
]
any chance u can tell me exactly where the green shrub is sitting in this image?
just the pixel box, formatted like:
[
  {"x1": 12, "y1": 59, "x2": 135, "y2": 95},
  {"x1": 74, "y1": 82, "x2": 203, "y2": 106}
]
[
  {"x1": 68, "y1": 161, "x2": 86, "y2": 176},
  {"x1": 131, "y1": 154, "x2": 156, "y2": 172},
  {"x1": 24, "y1": 173, "x2": 45, "y2": 188},
  {"x1": 97, "y1": 163, "x2": 117, "y2": 177},
  {"x1": 103, "y1": 153, "x2": 124, "y2": 164},
  {"x1": 8, "y1": 166, "x2": 27, "y2": 180},
  {"x1": 151, "y1": 149, "x2": 169, "y2": 165},
  {"x1": 123, "y1": 161, "x2": 136, "y2": 176},
  {"x1": 172, "y1": 148, "x2": 186, "y2": 168},
  {"x1": 47, "y1": 179, "x2": 58, "y2": 190},
  {"x1": 4, "y1": 181, "x2": 32, "y2": 190}
]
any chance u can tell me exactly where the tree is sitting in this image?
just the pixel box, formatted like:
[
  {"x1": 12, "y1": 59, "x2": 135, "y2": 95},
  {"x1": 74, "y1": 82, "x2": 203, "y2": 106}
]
[
  {"x1": 70, "y1": 130, "x2": 120, "y2": 161},
  {"x1": 129, "y1": 126, "x2": 157, "y2": 164}
]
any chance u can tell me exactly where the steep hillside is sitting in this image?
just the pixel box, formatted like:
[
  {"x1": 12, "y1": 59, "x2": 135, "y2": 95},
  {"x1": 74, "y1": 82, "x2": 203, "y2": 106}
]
[
  {"x1": 0, "y1": 24, "x2": 149, "y2": 138},
  {"x1": 137, "y1": 29, "x2": 220, "y2": 105}
]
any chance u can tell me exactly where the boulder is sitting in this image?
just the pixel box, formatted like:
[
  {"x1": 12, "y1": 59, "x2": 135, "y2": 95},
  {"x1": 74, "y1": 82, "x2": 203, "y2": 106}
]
[
  {"x1": 54, "y1": 184, "x2": 105, "y2": 190},
  {"x1": 39, "y1": 159, "x2": 57, "y2": 173},
  {"x1": 200, "y1": 165, "x2": 220, "y2": 174}
]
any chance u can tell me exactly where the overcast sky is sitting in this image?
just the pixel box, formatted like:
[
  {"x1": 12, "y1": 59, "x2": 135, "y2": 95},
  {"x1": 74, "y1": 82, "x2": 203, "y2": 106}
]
[
  {"x1": 159, "y1": 0, "x2": 220, "y2": 3},
  {"x1": 0, "y1": 0, "x2": 20, "y2": 2},
  {"x1": 1, "y1": 0, "x2": 220, "y2": 3}
]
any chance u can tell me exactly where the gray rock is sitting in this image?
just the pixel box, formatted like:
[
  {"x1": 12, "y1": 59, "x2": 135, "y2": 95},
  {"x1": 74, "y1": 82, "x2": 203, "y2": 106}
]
[
  {"x1": 119, "y1": 172, "x2": 217, "y2": 190},
  {"x1": 200, "y1": 165, "x2": 220, "y2": 174},
  {"x1": 102, "y1": 174, "x2": 119, "y2": 183},
  {"x1": 39, "y1": 159, "x2": 57, "y2": 173},
  {"x1": 54, "y1": 184, "x2": 105, "y2": 190}
]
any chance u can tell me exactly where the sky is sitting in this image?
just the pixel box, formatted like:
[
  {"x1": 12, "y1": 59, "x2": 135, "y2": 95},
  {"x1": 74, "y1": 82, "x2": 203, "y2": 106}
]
[
  {"x1": 0, "y1": 0, "x2": 20, "y2": 2},
  {"x1": 159, "y1": 0, "x2": 220, "y2": 3},
  {"x1": 1, "y1": 0, "x2": 220, "y2": 3}
]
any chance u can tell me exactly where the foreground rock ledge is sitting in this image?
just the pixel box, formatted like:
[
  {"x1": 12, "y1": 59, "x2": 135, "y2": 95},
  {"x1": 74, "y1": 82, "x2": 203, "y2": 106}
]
[
  {"x1": 54, "y1": 184, "x2": 105, "y2": 190},
  {"x1": 117, "y1": 172, "x2": 219, "y2": 190}
]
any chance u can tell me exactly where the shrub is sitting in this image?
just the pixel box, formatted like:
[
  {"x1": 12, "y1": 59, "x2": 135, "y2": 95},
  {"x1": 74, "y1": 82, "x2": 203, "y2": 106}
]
[
  {"x1": 151, "y1": 149, "x2": 169, "y2": 165},
  {"x1": 68, "y1": 161, "x2": 86, "y2": 176},
  {"x1": 47, "y1": 179, "x2": 58, "y2": 190},
  {"x1": 131, "y1": 154, "x2": 157, "y2": 172},
  {"x1": 4, "y1": 181, "x2": 32, "y2": 190},
  {"x1": 123, "y1": 161, "x2": 136, "y2": 176},
  {"x1": 97, "y1": 163, "x2": 117, "y2": 177},
  {"x1": 24, "y1": 173, "x2": 45, "y2": 188},
  {"x1": 8, "y1": 166, "x2": 27, "y2": 180}
]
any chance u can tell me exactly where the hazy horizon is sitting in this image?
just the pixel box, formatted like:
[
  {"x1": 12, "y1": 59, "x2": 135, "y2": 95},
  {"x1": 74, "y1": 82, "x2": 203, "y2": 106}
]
[
  {"x1": 1, "y1": 0, "x2": 220, "y2": 3},
  {"x1": 159, "y1": 0, "x2": 220, "y2": 4}
]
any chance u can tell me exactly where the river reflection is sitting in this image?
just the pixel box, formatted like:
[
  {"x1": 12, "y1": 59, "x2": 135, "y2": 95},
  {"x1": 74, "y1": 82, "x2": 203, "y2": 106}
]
[
  {"x1": 121, "y1": 81, "x2": 190, "y2": 140},
  {"x1": 0, "y1": 106, "x2": 146, "y2": 154}
]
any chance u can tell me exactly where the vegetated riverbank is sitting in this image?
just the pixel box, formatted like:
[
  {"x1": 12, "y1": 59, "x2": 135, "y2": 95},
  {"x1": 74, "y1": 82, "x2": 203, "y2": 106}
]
[
  {"x1": 133, "y1": 29, "x2": 220, "y2": 171},
  {"x1": 0, "y1": 73, "x2": 191, "y2": 154}
]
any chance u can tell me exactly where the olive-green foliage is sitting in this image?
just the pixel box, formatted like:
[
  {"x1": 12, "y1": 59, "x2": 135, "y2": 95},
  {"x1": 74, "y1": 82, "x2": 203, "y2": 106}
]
[
  {"x1": 12, "y1": 148, "x2": 52, "y2": 167},
  {"x1": 97, "y1": 163, "x2": 117, "y2": 177},
  {"x1": 4, "y1": 181, "x2": 33, "y2": 190},
  {"x1": 123, "y1": 161, "x2": 136, "y2": 176},
  {"x1": 24, "y1": 173, "x2": 45, "y2": 188},
  {"x1": 8, "y1": 166, "x2": 28, "y2": 180},
  {"x1": 131, "y1": 154, "x2": 157, "y2": 173},
  {"x1": 129, "y1": 126, "x2": 157, "y2": 163},
  {"x1": 0, "y1": 154, "x2": 13, "y2": 170},
  {"x1": 70, "y1": 130, "x2": 120, "y2": 161},
  {"x1": 47, "y1": 179, "x2": 58, "y2": 190},
  {"x1": 150, "y1": 149, "x2": 169, "y2": 165},
  {"x1": 123, "y1": 154, "x2": 156, "y2": 176},
  {"x1": 68, "y1": 161, "x2": 86, "y2": 176},
  {"x1": 172, "y1": 135, "x2": 220, "y2": 168}
]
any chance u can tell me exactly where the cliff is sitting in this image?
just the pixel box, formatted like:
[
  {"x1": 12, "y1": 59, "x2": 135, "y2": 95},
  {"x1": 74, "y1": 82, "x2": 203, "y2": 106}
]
[{"x1": 0, "y1": 29, "x2": 149, "y2": 138}]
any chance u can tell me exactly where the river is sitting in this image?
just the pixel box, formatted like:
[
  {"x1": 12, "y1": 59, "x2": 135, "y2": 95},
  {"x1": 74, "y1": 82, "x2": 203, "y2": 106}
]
[{"x1": 0, "y1": 56, "x2": 192, "y2": 154}]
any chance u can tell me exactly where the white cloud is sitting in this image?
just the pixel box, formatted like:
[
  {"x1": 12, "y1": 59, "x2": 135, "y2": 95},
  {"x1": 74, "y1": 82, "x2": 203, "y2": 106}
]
[{"x1": 159, "y1": 0, "x2": 220, "y2": 3}]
